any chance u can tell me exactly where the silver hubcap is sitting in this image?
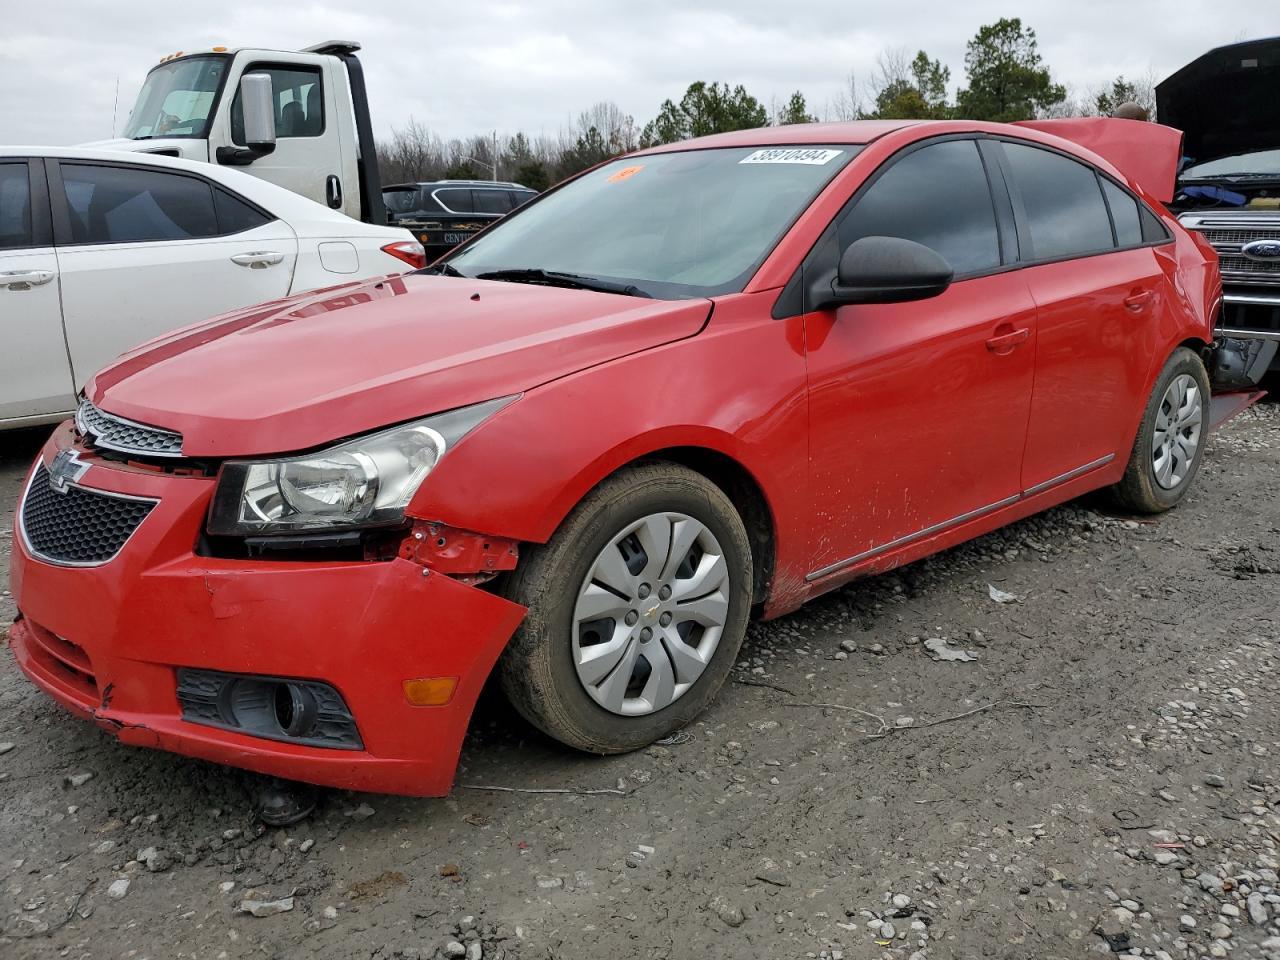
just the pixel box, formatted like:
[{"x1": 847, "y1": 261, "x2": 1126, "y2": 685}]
[
  {"x1": 1152, "y1": 374, "x2": 1202, "y2": 490},
  {"x1": 572, "y1": 512, "x2": 730, "y2": 716}
]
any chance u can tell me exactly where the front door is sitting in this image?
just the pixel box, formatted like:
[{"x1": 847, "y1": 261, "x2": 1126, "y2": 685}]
[
  {"x1": 800, "y1": 138, "x2": 1037, "y2": 580},
  {"x1": 0, "y1": 159, "x2": 75, "y2": 423}
]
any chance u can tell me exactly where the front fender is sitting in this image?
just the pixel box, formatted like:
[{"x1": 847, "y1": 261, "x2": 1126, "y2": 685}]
[{"x1": 406, "y1": 291, "x2": 812, "y2": 609}]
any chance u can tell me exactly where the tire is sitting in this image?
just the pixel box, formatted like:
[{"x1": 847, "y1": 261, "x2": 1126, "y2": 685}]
[
  {"x1": 1110, "y1": 347, "x2": 1211, "y2": 513},
  {"x1": 499, "y1": 462, "x2": 753, "y2": 754}
]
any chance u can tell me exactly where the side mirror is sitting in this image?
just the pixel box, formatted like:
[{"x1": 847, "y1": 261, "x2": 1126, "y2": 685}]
[
  {"x1": 216, "y1": 74, "x2": 277, "y2": 166},
  {"x1": 815, "y1": 236, "x2": 954, "y2": 309},
  {"x1": 239, "y1": 73, "x2": 277, "y2": 152}
]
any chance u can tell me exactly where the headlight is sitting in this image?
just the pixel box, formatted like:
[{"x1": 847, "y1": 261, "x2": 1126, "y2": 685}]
[{"x1": 207, "y1": 397, "x2": 514, "y2": 536}]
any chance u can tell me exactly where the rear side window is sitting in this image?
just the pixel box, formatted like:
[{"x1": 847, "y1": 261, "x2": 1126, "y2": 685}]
[
  {"x1": 60, "y1": 164, "x2": 219, "y2": 244},
  {"x1": 840, "y1": 139, "x2": 1002, "y2": 275},
  {"x1": 434, "y1": 188, "x2": 472, "y2": 213},
  {"x1": 1100, "y1": 178, "x2": 1143, "y2": 247},
  {"x1": 0, "y1": 163, "x2": 32, "y2": 250},
  {"x1": 214, "y1": 188, "x2": 273, "y2": 234},
  {"x1": 473, "y1": 189, "x2": 512, "y2": 214},
  {"x1": 1002, "y1": 142, "x2": 1114, "y2": 260},
  {"x1": 510, "y1": 190, "x2": 536, "y2": 208}
]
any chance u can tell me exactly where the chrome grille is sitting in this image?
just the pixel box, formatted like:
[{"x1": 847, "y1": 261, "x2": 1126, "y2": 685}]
[
  {"x1": 20, "y1": 464, "x2": 156, "y2": 566},
  {"x1": 75, "y1": 399, "x2": 183, "y2": 457},
  {"x1": 1180, "y1": 217, "x2": 1280, "y2": 285}
]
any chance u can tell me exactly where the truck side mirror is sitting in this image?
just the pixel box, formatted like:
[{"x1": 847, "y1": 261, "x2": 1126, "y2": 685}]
[{"x1": 216, "y1": 74, "x2": 277, "y2": 166}]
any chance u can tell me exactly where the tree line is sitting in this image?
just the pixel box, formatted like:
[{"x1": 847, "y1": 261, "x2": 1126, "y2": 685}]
[{"x1": 375, "y1": 17, "x2": 1159, "y2": 190}]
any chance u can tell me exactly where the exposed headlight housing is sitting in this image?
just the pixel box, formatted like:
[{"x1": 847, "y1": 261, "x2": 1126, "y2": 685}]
[{"x1": 207, "y1": 397, "x2": 514, "y2": 536}]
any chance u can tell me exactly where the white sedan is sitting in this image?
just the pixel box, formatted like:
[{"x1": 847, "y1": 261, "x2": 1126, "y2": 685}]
[{"x1": 0, "y1": 147, "x2": 424, "y2": 430}]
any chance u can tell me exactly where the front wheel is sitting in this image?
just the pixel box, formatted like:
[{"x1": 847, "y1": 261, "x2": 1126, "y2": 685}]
[
  {"x1": 1110, "y1": 347, "x2": 1211, "y2": 513},
  {"x1": 499, "y1": 463, "x2": 752, "y2": 754}
]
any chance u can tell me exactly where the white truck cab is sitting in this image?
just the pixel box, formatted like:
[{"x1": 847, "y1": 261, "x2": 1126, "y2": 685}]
[{"x1": 83, "y1": 41, "x2": 385, "y2": 225}]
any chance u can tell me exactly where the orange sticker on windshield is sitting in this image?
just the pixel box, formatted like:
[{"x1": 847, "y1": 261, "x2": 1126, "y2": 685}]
[{"x1": 607, "y1": 165, "x2": 645, "y2": 183}]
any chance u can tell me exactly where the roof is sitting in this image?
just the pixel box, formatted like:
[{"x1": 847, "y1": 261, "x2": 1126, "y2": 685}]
[
  {"x1": 638, "y1": 120, "x2": 921, "y2": 154},
  {"x1": 383, "y1": 180, "x2": 534, "y2": 190}
]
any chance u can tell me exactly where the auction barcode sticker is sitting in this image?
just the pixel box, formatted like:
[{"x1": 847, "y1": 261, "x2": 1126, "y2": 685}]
[{"x1": 739, "y1": 148, "x2": 843, "y2": 165}]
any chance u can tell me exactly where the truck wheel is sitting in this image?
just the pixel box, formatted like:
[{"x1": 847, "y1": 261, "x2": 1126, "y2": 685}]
[
  {"x1": 1110, "y1": 347, "x2": 1210, "y2": 513},
  {"x1": 499, "y1": 462, "x2": 752, "y2": 754}
]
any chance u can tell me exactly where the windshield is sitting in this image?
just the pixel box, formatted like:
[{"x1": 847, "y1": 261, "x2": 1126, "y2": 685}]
[
  {"x1": 122, "y1": 55, "x2": 229, "y2": 140},
  {"x1": 1182, "y1": 149, "x2": 1280, "y2": 180},
  {"x1": 448, "y1": 146, "x2": 859, "y2": 299}
]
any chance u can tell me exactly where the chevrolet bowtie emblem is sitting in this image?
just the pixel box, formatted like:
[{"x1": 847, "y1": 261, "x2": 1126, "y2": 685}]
[{"x1": 47, "y1": 448, "x2": 90, "y2": 494}]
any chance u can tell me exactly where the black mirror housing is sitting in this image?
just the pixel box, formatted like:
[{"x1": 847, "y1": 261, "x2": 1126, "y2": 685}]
[{"x1": 816, "y1": 236, "x2": 955, "y2": 308}]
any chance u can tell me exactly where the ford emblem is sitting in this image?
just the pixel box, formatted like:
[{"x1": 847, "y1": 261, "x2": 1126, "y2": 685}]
[{"x1": 1242, "y1": 239, "x2": 1280, "y2": 262}]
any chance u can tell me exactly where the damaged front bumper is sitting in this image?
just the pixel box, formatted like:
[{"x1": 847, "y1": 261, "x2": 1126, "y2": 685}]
[{"x1": 8, "y1": 427, "x2": 527, "y2": 797}]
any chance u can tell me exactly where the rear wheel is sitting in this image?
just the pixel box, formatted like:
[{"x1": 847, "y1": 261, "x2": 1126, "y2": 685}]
[
  {"x1": 1110, "y1": 347, "x2": 1210, "y2": 513},
  {"x1": 499, "y1": 463, "x2": 752, "y2": 753}
]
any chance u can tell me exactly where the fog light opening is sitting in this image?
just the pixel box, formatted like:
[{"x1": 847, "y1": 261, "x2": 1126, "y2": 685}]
[{"x1": 274, "y1": 682, "x2": 318, "y2": 738}]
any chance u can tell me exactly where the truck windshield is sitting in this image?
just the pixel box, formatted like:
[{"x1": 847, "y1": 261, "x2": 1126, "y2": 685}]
[
  {"x1": 447, "y1": 145, "x2": 859, "y2": 299},
  {"x1": 122, "y1": 55, "x2": 229, "y2": 140},
  {"x1": 1183, "y1": 149, "x2": 1280, "y2": 180}
]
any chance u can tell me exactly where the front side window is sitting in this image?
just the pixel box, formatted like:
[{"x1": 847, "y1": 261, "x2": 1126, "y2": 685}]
[
  {"x1": 123, "y1": 55, "x2": 228, "y2": 140},
  {"x1": 232, "y1": 66, "x2": 324, "y2": 144},
  {"x1": 450, "y1": 145, "x2": 859, "y2": 299},
  {"x1": 473, "y1": 190, "x2": 513, "y2": 214},
  {"x1": 1002, "y1": 142, "x2": 1114, "y2": 261},
  {"x1": 839, "y1": 139, "x2": 1002, "y2": 276},
  {"x1": 434, "y1": 189, "x2": 473, "y2": 213},
  {"x1": 60, "y1": 164, "x2": 219, "y2": 245},
  {"x1": 0, "y1": 163, "x2": 32, "y2": 250}
]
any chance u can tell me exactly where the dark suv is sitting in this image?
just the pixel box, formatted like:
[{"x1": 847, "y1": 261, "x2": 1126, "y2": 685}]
[{"x1": 382, "y1": 180, "x2": 538, "y2": 254}]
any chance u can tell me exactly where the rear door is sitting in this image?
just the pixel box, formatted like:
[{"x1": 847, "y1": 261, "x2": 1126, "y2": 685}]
[
  {"x1": 800, "y1": 137, "x2": 1038, "y2": 579},
  {"x1": 49, "y1": 160, "x2": 297, "y2": 386},
  {"x1": 994, "y1": 139, "x2": 1172, "y2": 491},
  {"x1": 0, "y1": 159, "x2": 74, "y2": 423}
]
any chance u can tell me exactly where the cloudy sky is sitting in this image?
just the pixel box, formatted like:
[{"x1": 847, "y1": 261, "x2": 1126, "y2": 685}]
[{"x1": 1, "y1": 1, "x2": 1274, "y2": 146}]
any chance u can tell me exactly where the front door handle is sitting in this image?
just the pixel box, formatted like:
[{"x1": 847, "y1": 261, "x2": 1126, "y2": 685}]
[
  {"x1": 985, "y1": 326, "x2": 1031, "y2": 355},
  {"x1": 230, "y1": 251, "x2": 285, "y2": 269},
  {"x1": 326, "y1": 175, "x2": 342, "y2": 210},
  {"x1": 1124, "y1": 290, "x2": 1154, "y2": 312},
  {"x1": 0, "y1": 269, "x2": 55, "y2": 291}
]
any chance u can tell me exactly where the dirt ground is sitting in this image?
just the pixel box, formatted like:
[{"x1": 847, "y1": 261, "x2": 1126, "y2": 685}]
[{"x1": 1, "y1": 398, "x2": 1278, "y2": 960}]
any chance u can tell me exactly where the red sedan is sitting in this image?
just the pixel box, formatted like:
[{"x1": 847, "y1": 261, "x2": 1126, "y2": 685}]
[{"x1": 10, "y1": 119, "x2": 1224, "y2": 796}]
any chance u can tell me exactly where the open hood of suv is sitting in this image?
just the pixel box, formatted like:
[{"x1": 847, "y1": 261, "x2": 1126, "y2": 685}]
[
  {"x1": 1157, "y1": 37, "x2": 1280, "y2": 168},
  {"x1": 87, "y1": 274, "x2": 711, "y2": 457}
]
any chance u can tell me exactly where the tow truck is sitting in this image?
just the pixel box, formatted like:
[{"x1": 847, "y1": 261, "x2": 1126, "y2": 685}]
[{"x1": 83, "y1": 41, "x2": 386, "y2": 225}]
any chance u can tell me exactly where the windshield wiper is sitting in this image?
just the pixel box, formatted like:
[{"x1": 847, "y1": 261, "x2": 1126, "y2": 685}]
[
  {"x1": 474, "y1": 268, "x2": 652, "y2": 298},
  {"x1": 423, "y1": 262, "x2": 467, "y2": 278}
]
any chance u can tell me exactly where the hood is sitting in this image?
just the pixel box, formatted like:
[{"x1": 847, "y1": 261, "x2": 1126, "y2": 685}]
[
  {"x1": 88, "y1": 275, "x2": 711, "y2": 457},
  {"x1": 77, "y1": 137, "x2": 209, "y2": 161},
  {"x1": 1157, "y1": 37, "x2": 1280, "y2": 167}
]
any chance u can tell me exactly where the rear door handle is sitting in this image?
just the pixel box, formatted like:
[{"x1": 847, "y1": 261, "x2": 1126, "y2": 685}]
[
  {"x1": 230, "y1": 251, "x2": 285, "y2": 269},
  {"x1": 985, "y1": 327, "x2": 1031, "y2": 354},
  {"x1": 0, "y1": 269, "x2": 55, "y2": 290},
  {"x1": 1124, "y1": 290, "x2": 1154, "y2": 312}
]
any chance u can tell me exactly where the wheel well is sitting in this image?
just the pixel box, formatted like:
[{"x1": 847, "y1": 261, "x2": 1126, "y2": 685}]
[{"x1": 633, "y1": 447, "x2": 776, "y2": 608}]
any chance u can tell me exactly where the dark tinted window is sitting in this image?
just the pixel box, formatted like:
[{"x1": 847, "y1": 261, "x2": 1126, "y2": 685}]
[
  {"x1": 1100, "y1": 178, "x2": 1142, "y2": 247},
  {"x1": 473, "y1": 189, "x2": 512, "y2": 214},
  {"x1": 840, "y1": 139, "x2": 1001, "y2": 275},
  {"x1": 60, "y1": 164, "x2": 218, "y2": 244},
  {"x1": 510, "y1": 190, "x2": 536, "y2": 209},
  {"x1": 0, "y1": 163, "x2": 32, "y2": 250},
  {"x1": 1140, "y1": 206, "x2": 1169, "y2": 243},
  {"x1": 435, "y1": 188, "x2": 472, "y2": 212},
  {"x1": 231, "y1": 66, "x2": 324, "y2": 144},
  {"x1": 1002, "y1": 142, "x2": 1114, "y2": 260},
  {"x1": 215, "y1": 189, "x2": 272, "y2": 234}
]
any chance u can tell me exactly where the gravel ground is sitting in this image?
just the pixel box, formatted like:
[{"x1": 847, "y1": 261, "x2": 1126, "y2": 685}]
[{"x1": 1, "y1": 398, "x2": 1278, "y2": 960}]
